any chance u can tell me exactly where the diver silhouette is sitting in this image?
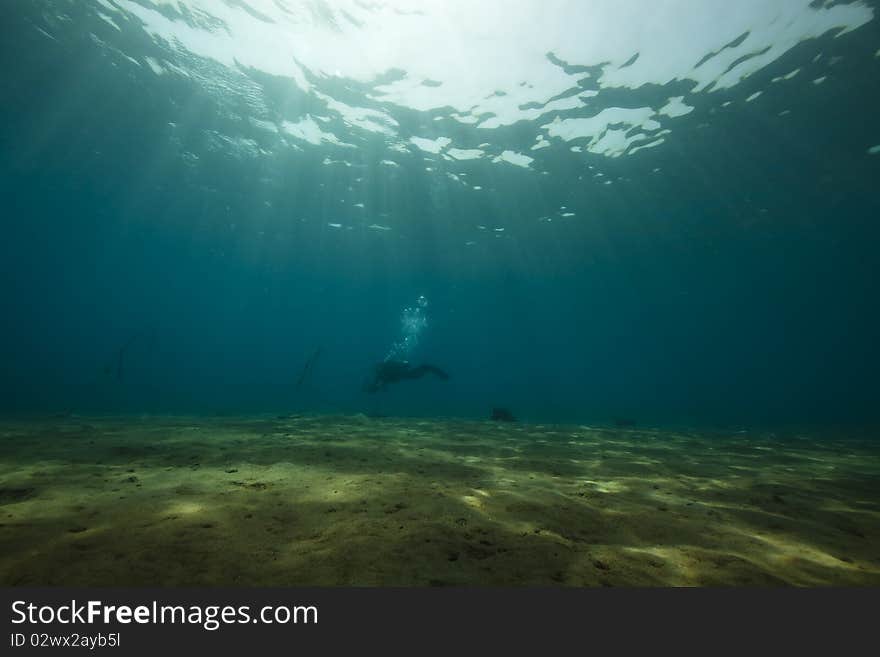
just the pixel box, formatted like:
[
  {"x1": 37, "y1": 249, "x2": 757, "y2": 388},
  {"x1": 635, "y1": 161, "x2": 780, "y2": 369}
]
[{"x1": 363, "y1": 360, "x2": 449, "y2": 393}]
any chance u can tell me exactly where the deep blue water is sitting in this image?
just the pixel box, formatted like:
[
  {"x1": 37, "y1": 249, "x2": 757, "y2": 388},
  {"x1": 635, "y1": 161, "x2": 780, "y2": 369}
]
[{"x1": 1, "y1": 1, "x2": 878, "y2": 429}]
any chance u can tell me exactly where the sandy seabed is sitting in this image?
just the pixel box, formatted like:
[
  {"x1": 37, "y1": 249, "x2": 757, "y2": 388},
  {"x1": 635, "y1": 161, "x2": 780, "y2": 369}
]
[{"x1": 0, "y1": 415, "x2": 877, "y2": 586}]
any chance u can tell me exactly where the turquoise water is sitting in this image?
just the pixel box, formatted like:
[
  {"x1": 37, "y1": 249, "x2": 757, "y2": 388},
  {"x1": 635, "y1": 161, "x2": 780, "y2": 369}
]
[{"x1": 1, "y1": 1, "x2": 879, "y2": 429}]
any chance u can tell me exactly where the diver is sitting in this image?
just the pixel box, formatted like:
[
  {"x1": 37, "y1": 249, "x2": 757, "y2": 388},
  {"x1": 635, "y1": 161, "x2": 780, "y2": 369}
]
[{"x1": 363, "y1": 360, "x2": 449, "y2": 393}]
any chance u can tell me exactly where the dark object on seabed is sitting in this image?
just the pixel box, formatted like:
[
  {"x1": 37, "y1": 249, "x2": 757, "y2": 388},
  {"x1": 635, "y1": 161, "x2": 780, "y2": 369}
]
[
  {"x1": 363, "y1": 360, "x2": 449, "y2": 393},
  {"x1": 491, "y1": 407, "x2": 516, "y2": 422},
  {"x1": 614, "y1": 417, "x2": 637, "y2": 428}
]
